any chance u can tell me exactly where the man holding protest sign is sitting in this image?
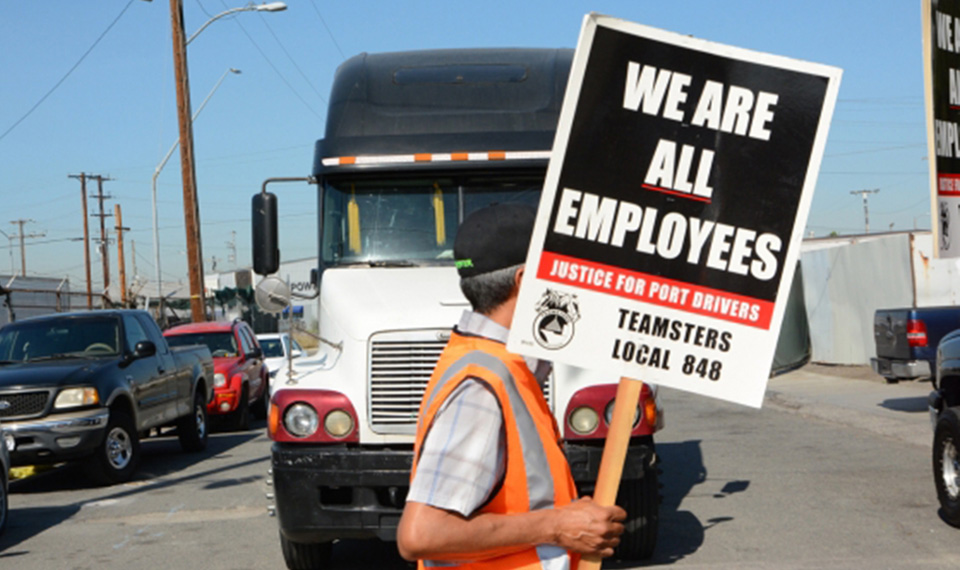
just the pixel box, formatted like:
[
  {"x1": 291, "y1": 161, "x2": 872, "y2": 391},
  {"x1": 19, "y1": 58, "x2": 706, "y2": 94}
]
[{"x1": 397, "y1": 203, "x2": 626, "y2": 569}]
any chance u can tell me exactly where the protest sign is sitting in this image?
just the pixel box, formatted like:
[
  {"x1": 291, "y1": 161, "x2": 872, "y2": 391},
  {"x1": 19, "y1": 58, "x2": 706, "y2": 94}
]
[
  {"x1": 924, "y1": 0, "x2": 960, "y2": 257},
  {"x1": 509, "y1": 14, "x2": 842, "y2": 408}
]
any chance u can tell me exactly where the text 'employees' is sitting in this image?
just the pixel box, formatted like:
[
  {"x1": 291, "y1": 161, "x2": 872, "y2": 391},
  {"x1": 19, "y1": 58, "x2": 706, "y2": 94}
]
[{"x1": 554, "y1": 187, "x2": 782, "y2": 280}]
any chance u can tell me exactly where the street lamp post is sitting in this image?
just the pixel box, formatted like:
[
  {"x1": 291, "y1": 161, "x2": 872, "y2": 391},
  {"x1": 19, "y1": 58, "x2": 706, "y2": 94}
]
[
  {"x1": 152, "y1": 67, "x2": 240, "y2": 323},
  {"x1": 166, "y1": 1, "x2": 286, "y2": 322}
]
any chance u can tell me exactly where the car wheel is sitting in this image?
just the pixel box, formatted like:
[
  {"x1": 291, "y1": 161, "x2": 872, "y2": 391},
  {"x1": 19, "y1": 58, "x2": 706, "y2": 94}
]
[
  {"x1": 178, "y1": 389, "x2": 209, "y2": 452},
  {"x1": 84, "y1": 409, "x2": 140, "y2": 485},
  {"x1": 614, "y1": 452, "x2": 660, "y2": 560},
  {"x1": 251, "y1": 376, "x2": 268, "y2": 421},
  {"x1": 230, "y1": 385, "x2": 250, "y2": 431},
  {"x1": 280, "y1": 532, "x2": 332, "y2": 570},
  {"x1": 934, "y1": 407, "x2": 960, "y2": 526},
  {"x1": 0, "y1": 464, "x2": 7, "y2": 536}
]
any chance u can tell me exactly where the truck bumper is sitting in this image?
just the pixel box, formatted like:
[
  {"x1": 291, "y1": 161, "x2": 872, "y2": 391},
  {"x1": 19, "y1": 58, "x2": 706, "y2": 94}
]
[
  {"x1": 5, "y1": 408, "x2": 109, "y2": 466},
  {"x1": 270, "y1": 438, "x2": 656, "y2": 544},
  {"x1": 565, "y1": 439, "x2": 657, "y2": 488},
  {"x1": 271, "y1": 443, "x2": 414, "y2": 543},
  {"x1": 871, "y1": 357, "x2": 931, "y2": 380}
]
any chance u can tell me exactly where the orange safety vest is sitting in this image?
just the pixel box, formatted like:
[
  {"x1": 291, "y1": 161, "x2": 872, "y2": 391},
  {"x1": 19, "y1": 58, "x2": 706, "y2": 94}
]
[{"x1": 411, "y1": 332, "x2": 579, "y2": 570}]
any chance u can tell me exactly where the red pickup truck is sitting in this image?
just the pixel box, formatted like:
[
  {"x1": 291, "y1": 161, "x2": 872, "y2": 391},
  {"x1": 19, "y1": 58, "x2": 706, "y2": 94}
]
[{"x1": 164, "y1": 320, "x2": 268, "y2": 430}]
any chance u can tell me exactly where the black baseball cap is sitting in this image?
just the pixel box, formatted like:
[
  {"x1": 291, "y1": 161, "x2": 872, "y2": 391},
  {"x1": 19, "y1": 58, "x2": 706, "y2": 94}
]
[{"x1": 454, "y1": 203, "x2": 537, "y2": 278}]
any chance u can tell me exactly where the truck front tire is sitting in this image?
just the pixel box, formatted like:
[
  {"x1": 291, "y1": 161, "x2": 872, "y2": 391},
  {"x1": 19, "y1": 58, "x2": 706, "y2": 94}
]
[
  {"x1": 178, "y1": 390, "x2": 209, "y2": 452},
  {"x1": 84, "y1": 409, "x2": 140, "y2": 485},
  {"x1": 615, "y1": 458, "x2": 660, "y2": 560},
  {"x1": 934, "y1": 407, "x2": 960, "y2": 526},
  {"x1": 280, "y1": 532, "x2": 332, "y2": 570}
]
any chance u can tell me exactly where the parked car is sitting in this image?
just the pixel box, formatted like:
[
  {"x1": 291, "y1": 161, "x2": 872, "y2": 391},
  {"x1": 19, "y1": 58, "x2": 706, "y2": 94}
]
[
  {"x1": 257, "y1": 333, "x2": 306, "y2": 379},
  {"x1": 0, "y1": 422, "x2": 8, "y2": 536},
  {"x1": 871, "y1": 306, "x2": 960, "y2": 383},
  {"x1": 164, "y1": 320, "x2": 268, "y2": 431},
  {"x1": 0, "y1": 310, "x2": 214, "y2": 485},
  {"x1": 257, "y1": 333, "x2": 309, "y2": 402}
]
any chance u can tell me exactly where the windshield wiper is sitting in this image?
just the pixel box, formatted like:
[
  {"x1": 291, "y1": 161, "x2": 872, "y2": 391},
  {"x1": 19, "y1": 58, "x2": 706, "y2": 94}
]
[
  {"x1": 366, "y1": 260, "x2": 417, "y2": 267},
  {"x1": 26, "y1": 352, "x2": 102, "y2": 362},
  {"x1": 25, "y1": 353, "x2": 74, "y2": 362}
]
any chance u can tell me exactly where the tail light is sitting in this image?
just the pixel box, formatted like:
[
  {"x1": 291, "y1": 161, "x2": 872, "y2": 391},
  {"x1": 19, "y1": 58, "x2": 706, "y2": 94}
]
[
  {"x1": 269, "y1": 389, "x2": 359, "y2": 443},
  {"x1": 563, "y1": 382, "x2": 658, "y2": 440},
  {"x1": 907, "y1": 319, "x2": 928, "y2": 348}
]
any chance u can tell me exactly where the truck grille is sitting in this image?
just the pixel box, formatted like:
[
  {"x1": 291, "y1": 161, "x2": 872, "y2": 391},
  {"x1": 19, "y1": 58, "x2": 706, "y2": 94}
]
[
  {"x1": 368, "y1": 331, "x2": 553, "y2": 435},
  {"x1": 0, "y1": 390, "x2": 51, "y2": 419},
  {"x1": 369, "y1": 332, "x2": 447, "y2": 434}
]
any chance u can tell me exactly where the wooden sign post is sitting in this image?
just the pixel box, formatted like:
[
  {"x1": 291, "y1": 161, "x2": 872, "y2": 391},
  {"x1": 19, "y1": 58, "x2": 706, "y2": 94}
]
[{"x1": 578, "y1": 377, "x2": 642, "y2": 570}]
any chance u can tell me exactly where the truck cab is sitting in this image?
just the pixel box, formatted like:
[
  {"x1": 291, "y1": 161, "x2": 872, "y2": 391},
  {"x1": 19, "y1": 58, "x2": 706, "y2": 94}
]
[{"x1": 253, "y1": 48, "x2": 663, "y2": 568}]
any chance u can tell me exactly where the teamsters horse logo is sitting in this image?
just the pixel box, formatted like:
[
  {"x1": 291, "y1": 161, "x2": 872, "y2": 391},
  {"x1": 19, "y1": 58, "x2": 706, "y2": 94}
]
[{"x1": 533, "y1": 289, "x2": 580, "y2": 350}]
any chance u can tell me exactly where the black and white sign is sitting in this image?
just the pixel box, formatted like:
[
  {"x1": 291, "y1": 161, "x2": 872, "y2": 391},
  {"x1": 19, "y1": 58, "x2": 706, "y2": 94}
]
[
  {"x1": 925, "y1": 0, "x2": 960, "y2": 257},
  {"x1": 509, "y1": 14, "x2": 841, "y2": 408}
]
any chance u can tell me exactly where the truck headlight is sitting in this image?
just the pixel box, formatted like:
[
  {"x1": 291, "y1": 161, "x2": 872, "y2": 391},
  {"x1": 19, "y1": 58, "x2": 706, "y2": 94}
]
[
  {"x1": 324, "y1": 409, "x2": 354, "y2": 438},
  {"x1": 604, "y1": 401, "x2": 640, "y2": 428},
  {"x1": 54, "y1": 387, "x2": 100, "y2": 409},
  {"x1": 569, "y1": 406, "x2": 599, "y2": 435},
  {"x1": 284, "y1": 403, "x2": 319, "y2": 437},
  {"x1": 214, "y1": 373, "x2": 227, "y2": 388}
]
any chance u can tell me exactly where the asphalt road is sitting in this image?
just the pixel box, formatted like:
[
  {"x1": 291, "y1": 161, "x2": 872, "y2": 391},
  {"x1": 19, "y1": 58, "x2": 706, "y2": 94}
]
[{"x1": 1, "y1": 372, "x2": 958, "y2": 569}]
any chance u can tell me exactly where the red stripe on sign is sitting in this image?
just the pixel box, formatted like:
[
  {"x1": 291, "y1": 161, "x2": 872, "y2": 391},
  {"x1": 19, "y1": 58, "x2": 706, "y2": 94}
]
[
  {"x1": 536, "y1": 251, "x2": 775, "y2": 329},
  {"x1": 641, "y1": 184, "x2": 712, "y2": 203},
  {"x1": 938, "y1": 173, "x2": 960, "y2": 196}
]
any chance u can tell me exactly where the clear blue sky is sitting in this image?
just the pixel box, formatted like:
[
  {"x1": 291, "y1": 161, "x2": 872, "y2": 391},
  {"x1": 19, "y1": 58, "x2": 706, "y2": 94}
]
[{"x1": 0, "y1": 0, "x2": 928, "y2": 294}]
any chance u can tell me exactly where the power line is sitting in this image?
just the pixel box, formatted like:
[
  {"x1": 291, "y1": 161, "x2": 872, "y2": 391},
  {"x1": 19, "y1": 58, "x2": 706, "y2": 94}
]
[
  {"x1": 0, "y1": 0, "x2": 140, "y2": 144},
  {"x1": 216, "y1": 0, "x2": 324, "y2": 121},
  {"x1": 308, "y1": 0, "x2": 347, "y2": 60}
]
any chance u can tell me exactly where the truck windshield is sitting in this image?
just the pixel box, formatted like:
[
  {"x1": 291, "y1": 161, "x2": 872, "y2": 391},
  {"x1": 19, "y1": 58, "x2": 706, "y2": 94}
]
[
  {"x1": 0, "y1": 316, "x2": 121, "y2": 362},
  {"x1": 321, "y1": 174, "x2": 544, "y2": 267},
  {"x1": 167, "y1": 332, "x2": 239, "y2": 359}
]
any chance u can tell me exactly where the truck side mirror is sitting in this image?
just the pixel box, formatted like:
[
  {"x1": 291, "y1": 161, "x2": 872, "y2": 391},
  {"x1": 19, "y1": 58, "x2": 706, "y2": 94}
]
[
  {"x1": 134, "y1": 341, "x2": 157, "y2": 359},
  {"x1": 252, "y1": 192, "x2": 280, "y2": 276}
]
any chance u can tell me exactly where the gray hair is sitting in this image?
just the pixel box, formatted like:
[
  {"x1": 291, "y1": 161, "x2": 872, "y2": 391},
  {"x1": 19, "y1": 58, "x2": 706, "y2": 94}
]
[{"x1": 459, "y1": 264, "x2": 522, "y2": 315}]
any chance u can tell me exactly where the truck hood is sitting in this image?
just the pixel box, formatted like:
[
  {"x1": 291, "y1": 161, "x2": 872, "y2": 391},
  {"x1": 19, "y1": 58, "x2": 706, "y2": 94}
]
[
  {"x1": 321, "y1": 266, "x2": 469, "y2": 341},
  {"x1": 0, "y1": 358, "x2": 110, "y2": 390},
  {"x1": 213, "y1": 356, "x2": 243, "y2": 376}
]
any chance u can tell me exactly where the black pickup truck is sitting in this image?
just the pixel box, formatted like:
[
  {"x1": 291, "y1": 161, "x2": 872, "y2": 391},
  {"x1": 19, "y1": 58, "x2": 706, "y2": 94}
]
[
  {"x1": 931, "y1": 327, "x2": 960, "y2": 526},
  {"x1": 0, "y1": 310, "x2": 214, "y2": 484}
]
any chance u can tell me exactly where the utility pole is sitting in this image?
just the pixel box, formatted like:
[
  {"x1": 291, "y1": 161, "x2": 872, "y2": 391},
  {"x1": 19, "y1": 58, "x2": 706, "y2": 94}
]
[
  {"x1": 9, "y1": 219, "x2": 45, "y2": 276},
  {"x1": 69, "y1": 173, "x2": 94, "y2": 309},
  {"x1": 169, "y1": 0, "x2": 206, "y2": 323},
  {"x1": 115, "y1": 204, "x2": 130, "y2": 307},
  {"x1": 851, "y1": 188, "x2": 880, "y2": 234},
  {"x1": 88, "y1": 175, "x2": 113, "y2": 300}
]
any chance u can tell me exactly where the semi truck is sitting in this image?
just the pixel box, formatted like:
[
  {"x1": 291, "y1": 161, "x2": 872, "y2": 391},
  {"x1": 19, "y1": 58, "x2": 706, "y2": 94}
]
[{"x1": 252, "y1": 48, "x2": 664, "y2": 569}]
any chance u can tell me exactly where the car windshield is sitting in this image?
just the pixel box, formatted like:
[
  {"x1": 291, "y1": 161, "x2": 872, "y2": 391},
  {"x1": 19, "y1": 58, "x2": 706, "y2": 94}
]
[
  {"x1": 167, "y1": 332, "x2": 238, "y2": 358},
  {"x1": 0, "y1": 316, "x2": 121, "y2": 362},
  {"x1": 260, "y1": 338, "x2": 285, "y2": 358},
  {"x1": 321, "y1": 174, "x2": 543, "y2": 268}
]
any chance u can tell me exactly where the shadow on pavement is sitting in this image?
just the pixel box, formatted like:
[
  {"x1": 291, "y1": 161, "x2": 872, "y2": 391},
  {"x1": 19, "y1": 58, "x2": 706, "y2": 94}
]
[
  {"x1": 605, "y1": 439, "x2": 720, "y2": 567},
  {"x1": 0, "y1": 420, "x2": 270, "y2": 555},
  {"x1": 879, "y1": 396, "x2": 930, "y2": 413}
]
